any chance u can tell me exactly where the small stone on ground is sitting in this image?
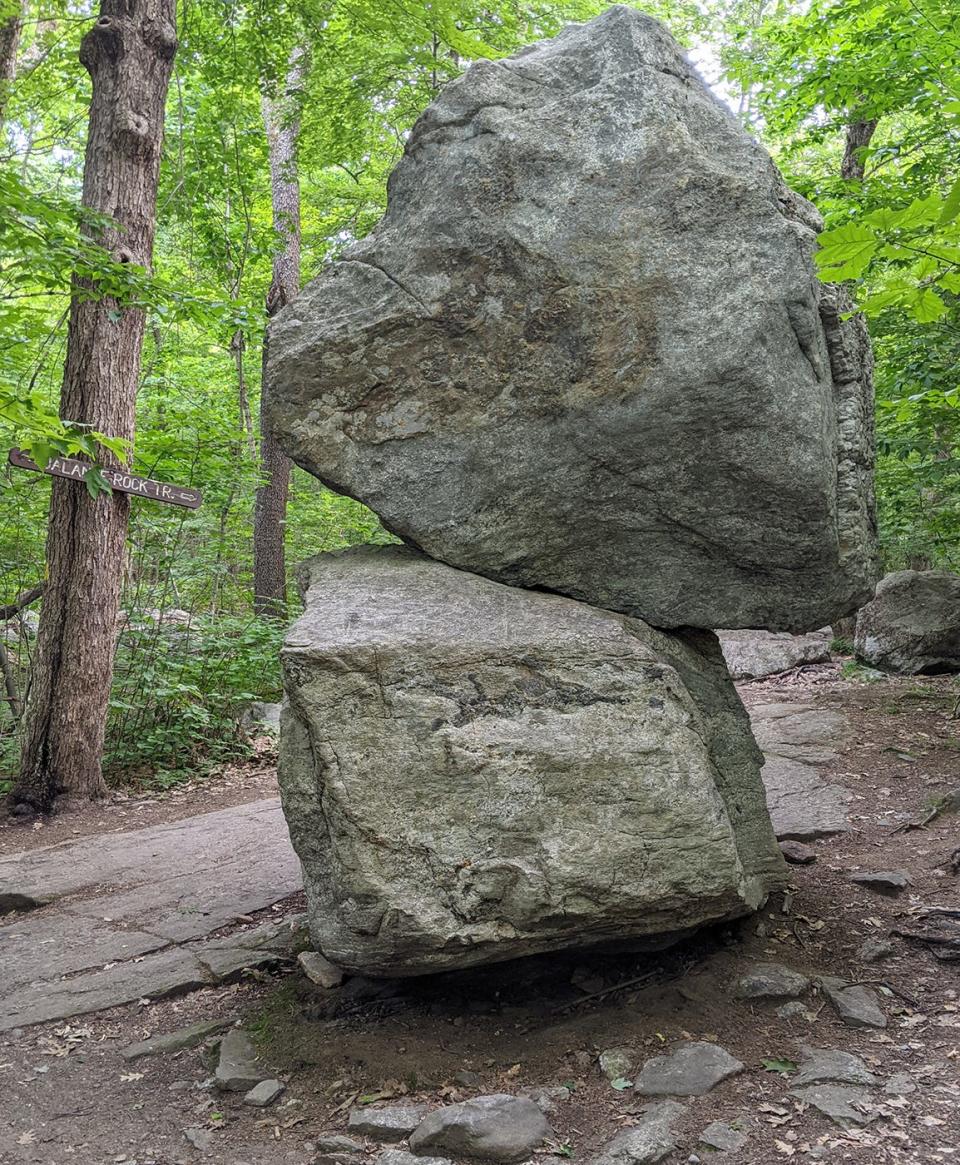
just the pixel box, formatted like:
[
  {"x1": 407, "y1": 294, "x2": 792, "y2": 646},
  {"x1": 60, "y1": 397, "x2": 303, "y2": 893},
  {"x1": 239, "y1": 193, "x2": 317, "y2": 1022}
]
[
  {"x1": 699, "y1": 1120, "x2": 748, "y2": 1152},
  {"x1": 857, "y1": 938, "x2": 896, "y2": 962},
  {"x1": 407, "y1": 1094, "x2": 551, "y2": 1163},
  {"x1": 121, "y1": 1017, "x2": 234, "y2": 1061},
  {"x1": 848, "y1": 869, "x2": 910, "y2": 892},
  {"x1": 591, "y1": 1100, "x2": 686, "y2": 1165},
  {"x1": 779, "y1": 840, "x2": 817, "y2": 864},
  {"x1": 633, "y1": 1042, "x2": 743, "y2": 1097},
  {"x1": 183, "y1": 1127, "x2": 214, "y2": 1152},
  {"x1": 885, "y1": 1072, "x2": 917, "y2": 1095},
  {"x1": 790, "y1": 1084, "x2": 877, "y2": 1126},
  {"x1": 243, "y1": 1078, "x2": 285, "y2": 1106},
  {"x1": 821, "y1": 979, "x2": 887, "y2": 1028},
  {"x1": 214, "y1": 1028, "x2": 265, "y2": 1091},
  {"x1": 347, "y1": 1106, "x2": 428, "y2": 1142},
  {"x1": 793, "y1": 1048, "x2": 880, "y2": 1088},
  {"x1": 298, "y1": 949, "x2": 345, "y2": 988},
  {"x1": 379, "y1": 1153, "x2": 452, "y2": 1165},
  {"x1": 735, "y1": 962, "x2": 809, "y2": 999},
  {"x1": 599, "y1": 1047, "x2": 635, "y2": 1082},
  {"x1": 315, "y1": 1135, "x2": 365, "y2": 1153}
]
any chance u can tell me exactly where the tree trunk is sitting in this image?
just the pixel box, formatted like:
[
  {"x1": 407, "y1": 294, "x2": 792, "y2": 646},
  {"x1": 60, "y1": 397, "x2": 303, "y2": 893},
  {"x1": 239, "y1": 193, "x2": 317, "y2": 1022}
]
[
  {"x1": 8, "y1": 2, "x2": 177, "y2": 816},
  {"x1": 841, "y1": 116, "x2": 879, "y2": 181},
  {"x1": 253, "y1": 54, "x2": 302, "y2": 619},
  {"x1": 0, "y1": 2, "x2": 21, "y2": 127}
]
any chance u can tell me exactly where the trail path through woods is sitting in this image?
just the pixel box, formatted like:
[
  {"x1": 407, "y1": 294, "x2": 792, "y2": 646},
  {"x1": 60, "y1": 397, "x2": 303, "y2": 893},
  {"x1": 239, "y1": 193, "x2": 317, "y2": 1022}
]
[{"x1": 1, "y1": 674, "x2": 959, "y2": 1165}]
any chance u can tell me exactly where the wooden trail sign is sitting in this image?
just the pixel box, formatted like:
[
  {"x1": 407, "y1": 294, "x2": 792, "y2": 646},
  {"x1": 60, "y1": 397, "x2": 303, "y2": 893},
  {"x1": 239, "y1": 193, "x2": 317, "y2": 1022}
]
[{"x1": 8, "y1": 449, "x2": 202, "y2": 509}]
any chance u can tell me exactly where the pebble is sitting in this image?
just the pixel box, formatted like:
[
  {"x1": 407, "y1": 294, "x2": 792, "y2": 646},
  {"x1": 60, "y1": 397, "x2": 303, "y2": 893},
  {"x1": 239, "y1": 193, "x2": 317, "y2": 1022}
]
[
  {"x1": 298, "y1": 950, "x2": 345, "y2": 989},
  {"x1": 599, "y1": 1046, "x2": 635, "y2": 1082},
  {"x1": 634, "y1": 1042, "x2": 743, "y2": 1096},
  {"x1": 820, "y1": 978, "x2": 887, "y2": 1029},
  {"x1": 857, "y1": 937, "x2": 896, "y2": 963},
  {"x1": 794, "y1": 1047, "x2": 880, "y2": 1088},
  {"x1": 347, "y1": 1106, "x2": 428, "y2": 1142},
  {"x1": 243, "y1": 1078, "x2": 285, "y2": 1106},
  {"x1": 699, "y1": 1120, "x2": 747, "y2": 1152},
  {"x1": 779, "y1": 840, "x2": 817, "y2": 864},
  {"x1": 735, "y1": 961, "x2": 809, "y2": 1000},
  {"x1": 790, "y1": 1083, "x2": 877, "y2": 1126},
  {"x1": 408, "y1": 1094, "x2": 551, "y2": 1163},
  {"x1": 848, "y1": 870, "x2": 910, "y2": 892}
]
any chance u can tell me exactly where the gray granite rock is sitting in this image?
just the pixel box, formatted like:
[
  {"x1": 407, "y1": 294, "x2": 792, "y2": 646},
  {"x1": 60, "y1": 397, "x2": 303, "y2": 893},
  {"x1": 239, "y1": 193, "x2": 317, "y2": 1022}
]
[
  {"x1": 591, "y1": 1101, "x2": 686, "y2": 1164},
  {"x1": 214, "y1": 1029, "x2": 266, "y2": 1092},
  {"x1": 380, "y1": 1153, "x2": 452, "y2": 1165},
  {"x1": 779, "y1": 840, "x2": 817, "y2": 865},
  {"x1": 790, "y1": 1084, "x2": 876, "y2": 1126},
  {"x1": 266, "y1": 6, "x2": 876, "y2": 633},
  {"x1": 884, "y1": 1073, "x2": 917, "y2": 1095},
  {"x1": 281, "y1": 546, "x2": 786, "y2": 976},
  {"x1": 735, "y1": 962, "x2": 809, "y2": 999},
  {"x1": 347, "y1": 1107, "x2": 429, "y2": 1142},
  {"x1": 599, "y1": 1048, "x2": 635, "y2": 1082},
  {"x1": 821, "y1": 979, "x2": 887, "y2": 1029},
  {"x1": 857, "y1": 938, "x2": 896, "y2": 963},
  {"x1": 243, "y1": 1078, "x2": 285, "y2": 1106},
  {"x1": 316, "y1": 1135, "x2": 366, "y2": 1153},
  {"x1": 634, "y1": 1042, "x2": 743, "y2": 1097},
  {"x1": 793, "y1": 1048, "x2": 880, "y2": 1088},
  {"x1": 719, "y1": 630, "x2": 832, "y2": 680},
  {"x1": 121, "y1": 1017, "x2": 234, "y2": 1061},
  {"x1": 183, "y1": 1127, "x2": 214, "y2": 1152},
  {"x1": 776, "y1": 1001, "x2": 810, "y2": 1020},
  {"x1": 848, "y1": 870, "x2": 910, "y2": 892},
  {"x1": 298, "y1": 949, "x2": 345, "y2": 988},
  {"x1": 699, "y1": 1120, "x2": 748, "y2": 1152},
  {"x1": 517, "y1": 1085, "x2": 571, "y2": 1114},
  {"x1": 855, "y1": 570, "x2": 960, "y2": 673},
  {"x1": 408, "y1": 1094, "x2": 551, "y2": 1162}
]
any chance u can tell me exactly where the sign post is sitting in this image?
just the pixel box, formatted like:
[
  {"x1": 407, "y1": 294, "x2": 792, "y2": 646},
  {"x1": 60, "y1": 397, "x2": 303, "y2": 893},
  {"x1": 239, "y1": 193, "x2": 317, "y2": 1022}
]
[{"x1": 8, "y1": 449, "x2": 203, "y2": 510}]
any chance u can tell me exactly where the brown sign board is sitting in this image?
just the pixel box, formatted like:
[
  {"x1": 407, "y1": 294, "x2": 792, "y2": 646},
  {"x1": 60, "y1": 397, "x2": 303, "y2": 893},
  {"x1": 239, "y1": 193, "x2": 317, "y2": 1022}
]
[{"x1": 8, "y1": 449, "x2": 202, "y2": 510}]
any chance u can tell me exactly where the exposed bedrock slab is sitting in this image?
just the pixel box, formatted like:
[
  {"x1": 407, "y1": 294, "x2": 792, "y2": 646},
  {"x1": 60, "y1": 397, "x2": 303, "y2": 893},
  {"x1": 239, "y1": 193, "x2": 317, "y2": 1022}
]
[
  {"x1": 280, "y1": 545, "x2": 787, "y2": 976},
  {"x1": 266, "y1": 7, "x2": 876, "y2": 633}
]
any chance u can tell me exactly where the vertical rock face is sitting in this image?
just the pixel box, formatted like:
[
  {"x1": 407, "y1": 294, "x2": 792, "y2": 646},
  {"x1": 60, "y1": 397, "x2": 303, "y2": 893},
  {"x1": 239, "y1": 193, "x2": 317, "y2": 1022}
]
[
  {"x1": 266, "y1": 5, "x2": 877, "y2": 632},
  {"x1": 280, "y1": 546, "x2": 786, "y2": 976}
]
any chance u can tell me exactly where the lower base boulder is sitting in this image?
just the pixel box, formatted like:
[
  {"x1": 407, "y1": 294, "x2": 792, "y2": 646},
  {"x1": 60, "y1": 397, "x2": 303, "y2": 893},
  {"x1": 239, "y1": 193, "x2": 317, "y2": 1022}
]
[{"x1": 279, "y1": 545, "x2": 786, "y2": 976}]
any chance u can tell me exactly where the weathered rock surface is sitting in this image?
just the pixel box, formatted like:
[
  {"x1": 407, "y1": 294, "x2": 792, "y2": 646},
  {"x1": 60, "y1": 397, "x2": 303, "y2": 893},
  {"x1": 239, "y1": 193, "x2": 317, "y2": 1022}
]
[
  {"x1": 848, "y1": 869, "x2": 910, "y2": 893},
  {"x1": 789, "y1": 1084, "x2": 876, "y2": 1127},
  {"x1": 821, "y1": 978, "x2": 887, "y2": 1029},
  {"x1": 699, "y1": 1120, "x2": 748, "y2": 1152},
  {"x1": 280, "y1": 546, "x2": 786, "y2": 975},
  {"x1": 214, "y1": 1029, "x2": 265, "y2": 1092},
  {"x1": 348, "y1": 1107, "x2": 428, "y2": 1142},
  {"x1": 793, "y1": 1047, "x2": 880, "y2": 1088},
  {"x1": 633, "y1": 1041, "x2": 743, "y2": 1096},
  {"x1": 266, "y1": 6, "x2": 876, "y2": 633},
  {"x1": 244, "y1": 1078, "x2": 285, "y2": 1106},
  {"x1": 121, "y1": 1017, "x2": 234, "y2": 1061},
  {"x1": 855, "y1": 571, "x2": 960, "y2": 673},
  {"x1": 749, "y1": 703, "x2": 852, "y2": 841},
  {"x1": 299, "y1": 949, "x2": 345, "y2": 988},
  {"x1": 408, "y1": 1095, "x2": 551, "y2": 1162},
  {"x1": 719, "y1": 629, "x2": 833, "y2": 679},
  {"x1": 590, "y1": 1101, "x2": 685, "y2": 1165},
  {"x1": 735, "y1": 961, "x2": 809, "y2": 1000}
]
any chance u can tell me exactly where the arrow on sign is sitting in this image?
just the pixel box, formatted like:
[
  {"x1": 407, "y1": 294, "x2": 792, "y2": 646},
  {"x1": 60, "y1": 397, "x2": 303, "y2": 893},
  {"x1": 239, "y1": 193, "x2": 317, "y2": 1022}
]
[{"x1": 8, "y1": 449, "x2": 203, "y2": 510}]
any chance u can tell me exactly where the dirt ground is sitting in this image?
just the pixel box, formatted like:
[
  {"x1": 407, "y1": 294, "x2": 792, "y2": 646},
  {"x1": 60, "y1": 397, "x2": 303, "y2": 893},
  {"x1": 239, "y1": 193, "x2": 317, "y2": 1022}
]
[{"x1": 2, "y1": 669, "x2": 960, "y2": 1165}]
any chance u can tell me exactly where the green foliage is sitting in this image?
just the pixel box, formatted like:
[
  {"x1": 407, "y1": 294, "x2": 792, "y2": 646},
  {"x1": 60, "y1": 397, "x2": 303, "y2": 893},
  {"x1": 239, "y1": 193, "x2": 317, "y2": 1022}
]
[{"x1": 105, "y1": 614, "x2": 285, "y2": 779}]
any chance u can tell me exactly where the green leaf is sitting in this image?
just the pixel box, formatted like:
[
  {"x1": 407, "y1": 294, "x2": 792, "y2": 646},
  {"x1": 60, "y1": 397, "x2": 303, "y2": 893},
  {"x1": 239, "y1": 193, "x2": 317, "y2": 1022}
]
[
  {"x1": 84, "y1": 465, "x2": 114, "y2": 499},
  {"x1": 909, "y1": 288, "x2": 948, "y2": 323},
  {"x1": 610, "y1": 1077, "x2": 633, "y2": 1091},
  {"x1": 762, "y1": 1058, "x2": 798, "y2": 1076},
  {"x1": 940, "y1": 176, "x2": 960, "y2": 226},
  {"x1": 815, "y1": 222, "x2": 878, "y2": 281}
]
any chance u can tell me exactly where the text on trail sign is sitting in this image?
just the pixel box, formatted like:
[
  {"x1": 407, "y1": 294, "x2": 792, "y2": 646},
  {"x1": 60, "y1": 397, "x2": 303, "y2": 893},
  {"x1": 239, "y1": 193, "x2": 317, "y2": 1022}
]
[{"x1": 8, "y1": 449, "x2": 203, "y2": 510}]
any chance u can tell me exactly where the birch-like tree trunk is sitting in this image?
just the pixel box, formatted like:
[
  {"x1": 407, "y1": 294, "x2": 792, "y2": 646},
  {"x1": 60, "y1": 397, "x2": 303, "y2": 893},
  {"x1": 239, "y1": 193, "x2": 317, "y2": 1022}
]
[
  {"x1": 253, "y1": 53, "x2": 302, "y2": 618},
  {"x1": 0, "y1": 1, "x2": 22, "y2": 126},
  {"x1": 9, "y1": 1, "x2": 177, "y2": 816}
]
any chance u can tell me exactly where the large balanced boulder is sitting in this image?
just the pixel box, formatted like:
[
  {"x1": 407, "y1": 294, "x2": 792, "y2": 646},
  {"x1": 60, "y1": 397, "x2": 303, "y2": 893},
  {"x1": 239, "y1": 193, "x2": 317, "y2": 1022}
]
[
  {"x1": 855, "y1": 570, "x2": 960, "y2": 673},
  {"x1": 279, "y1": 545, "x2": 786, "y2": 976},
  {"x1": 266, "y1": 6, "x2": 876, "y2": 632}
]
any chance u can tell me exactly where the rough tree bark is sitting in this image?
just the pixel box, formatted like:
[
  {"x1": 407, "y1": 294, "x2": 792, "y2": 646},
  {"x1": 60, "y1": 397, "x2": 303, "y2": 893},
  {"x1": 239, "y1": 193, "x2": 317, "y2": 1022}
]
[
  {"x1": 841, "y1": 115, "x2": 879, "y2": 182},
  {"x1": 0, "y1": 1, "x2": 22, "y2": 127},
  {"x1": 8, "y1": 2, "x2": 177, "y2": 816},
  {"x1": 253, "y1": 53, "x2": 303, "y2": 619}
]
